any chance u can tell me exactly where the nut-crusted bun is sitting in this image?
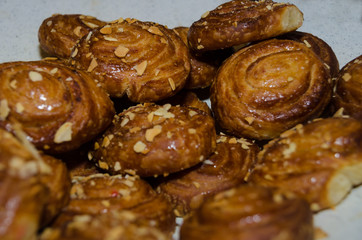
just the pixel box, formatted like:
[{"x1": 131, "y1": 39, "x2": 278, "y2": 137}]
[
  {"x1": 71, "y1": 18, "x2": 191, "y2": 102},
  {"x1": 248, "y1": 117, "x2": 362, "y2": 211},
  {"x1": 0, "y1": 128, "x2": 70, "y2": 239},
  {"x1": 188, "y1": 0, "x2": 303, "y2": 52},
  {"x1": 157, "y1": 134, "x2": 258, "y2": 216},
  {"x1": 332, "y1": 55, "x2": 362, "y2": 119},
  {"x1": 0, "y1": 60, "x2": 115, "y2": 154},
  {"x1": 56, "y1": 173, "x2": 176, "y2": 236},
  {"x1": 89, "y1": 103, "x2": 217, "y2": 177},
  {"x1": 278, "y1": 31, "x2": 339, "y2": 78},
  {"x1": 38, "y1": 14, "x2": 106, "y2": 58},
  {"x1": 180, "y1": 184, "x2": 314, "y2": 240},
  {"x1": 210, "y1": 39, "x2": 332, "y2": 140}
]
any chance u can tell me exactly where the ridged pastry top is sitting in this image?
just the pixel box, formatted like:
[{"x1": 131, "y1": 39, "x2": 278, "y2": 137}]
[{"x1": 71, "y1": 18, "x2": 191, "y2": 102}]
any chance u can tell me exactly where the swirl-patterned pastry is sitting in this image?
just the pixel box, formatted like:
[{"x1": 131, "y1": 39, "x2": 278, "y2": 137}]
[
  {"x1": 0, "y1": 60, "x2": 115, "y2": 154},
  {"x1": 188, "y1": 0, "x2": 303, "y2": 52},
  {"x1": 89, "y1": 103, "x2": 216, "y2": 177},
  {"x1": 71, "y1": 18, "x2": 191, "y2": 102},
  {"x1": 210, "y1": 39, "x2": 332, "y2": 140},
  {"x1": 248, "y1": 117, "x2": 362, "y2": 211},
  {"x1": 157, "y1": 134, "x2": 258, "y2": 216},
  {"x1": 332, "y1": 55, "x2": 362, "y2": 120},
  {"x1": 180, "y1": 184, "x2": 314, "y2": 240},
  {"x1": 38, "y1": 14, "x2": 106, "y2": 59}
]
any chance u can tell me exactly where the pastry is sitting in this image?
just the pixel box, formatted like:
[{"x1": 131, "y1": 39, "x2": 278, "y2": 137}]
[
  {"x1": 38, "y1": 14, "x2": 106, "y2": 59},
  {"x1": 89, "y1": 103, "x2": 217, "y2": 177},
  {"x1": 157, "y1": 134, "x2": 259, "y2": 216},
  {"x1": 332, "y1": 55, "x2": 362, "y2": 120},
  {"x1": 180, "y1": 184, "x2": 314, "y2": 240},
  {"x1": 0, "y1": 60, "x2": 115, "y2": 154},
  {"x1": 248, "y1": 117, "x2": 362, "y2": 211},
  {"x1": 71, "y1": 18, "x2": 191, "y2": 102},
  {"x1": 210, "y1": 39, "x2": 332, "y2": 140},
  {"x1": 188, "y1": 0, "x2": 303, "y2": 52}
]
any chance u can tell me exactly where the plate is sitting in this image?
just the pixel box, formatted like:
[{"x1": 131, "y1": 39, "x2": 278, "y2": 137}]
[{"x1": 0, "y1": 0, "x2": 361, "y2": 239}]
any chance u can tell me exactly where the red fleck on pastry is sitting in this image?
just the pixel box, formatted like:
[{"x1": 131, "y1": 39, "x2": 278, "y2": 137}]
[
  {"x1": 180, "y1": 184, "x2": 314, "y2": 240},
  {"x1": 71, "y1": 18, "x2": 191, "y2": 102},
  {"x1": 157, "y1": 134, "x2": 259, "y2": 216},
  {"x1": 188, "y1": 0, "x2": 303, "y2": 52},
  {"x1": 210, "y1": 39, "x2": 332, "y2": 140},
  {"x1": 38, "y1": 14, "x2": 106, "y2": 59},
  {"x1": 89, "y1": 103, "x2": 217, "y2": 177},
  {"x1": 0, "y1": 60, "x2": 115, "y2": 154},
  {"x1": 248, "y1": 117, "x2": 362, "y2": 211}
]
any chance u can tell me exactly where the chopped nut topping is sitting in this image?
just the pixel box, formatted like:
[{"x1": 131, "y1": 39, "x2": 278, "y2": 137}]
[
  {"x1": 15, "y1": 103, "x2": 24, "y2": 113},
  {"x1": 87, "y1": 58, "x2": 98, "y2": 72},
  {"x1": 46, "y1": 20, "x2": 52, "y2": 26},
  {"x1": 130, "y1": 127, "x2": 141, "y2": 133},
  {"x1": 203, "y1": 159, "x2": 214, "y2": 165},
  {"x1": 104, "y1": 36, "x2": 118, "y2": 41},
  {"x1": 9, "y1": 80, "x2": 17, "y2": 89},
  {"x1": 342, "y1": 73, "x2": 352, "y2": 82},
  {"x1": 71, "y1": 48, "x2": 78, "y2": 58},
  {"x1": 114, "y1": 161, "x2": 121, "y2": 171},
  {"x1": 147, "y1": 112, "x2": 154, "y2": 122},
  {"x1": 282, "y1": 142, "x2": 297, "y2": 158},
  {"x1": 0, "y1": 99, "x2": 10, "y2": 120},
  {"x1": 94, "y1": 141, "x2": 100, "y2": 150},
  {"x1": 303, "y1": 40, "x2": 312, "y2": 48},
  {"x1": 266, "y1": 5, "x2": 272, "y2": 10},
  {"x1": 133, "y1": 141, "x2": 146, "y2": 153},
  {"x1": 98, "y1": 161, "x2": 109, "y2": 170},
  {"x1": 189, "y1": 110, "x2": 198, "y2": 117},
  {"x1": 168, "y1": 78, "x2": 176, "y2": 91},
  {"x1": 125, "y1": 112, "x2": 135, "y2": 120},
  {"x1": 188, "y1": 128, "x2": 196, "y2": 134},
  {"x1": 145, "y1": 126, "x2": 162, "y2": 142},
  {"x1": 134, "y1": 60, "x2": 148, "y2": 76},
  {"x1": 228, "y1": 138, "x2": 237, "y2": 144},
  {"x1": 287, "y1": 77, "x2": 294, "y2": 82},
  {"x1": 100, "y1": 25, "x2": 112, "y2": 34},
  {"x1": 50, "y1": 68, "x2": 58, "y2": 74},
  {"x1": 29, "y1": 71, "x2": 43, "y2": 81},
  {"x1": 73, "y1": 26, "x2": 82, "y2": 37},
  {"x1": 120, "y1": 117, "x2": 129, "y2": 127},
  {"x1": 102, "y1": 135, "x2": 113, "y2": 148},
  {"x1": 147, "y1": 26, "x2": 163, "y2": 36},
  {"x1": 193, "y1": 181, "x2": 201, "y2": 188},
  {"x1": 245, "y1": 116, "x2": 255, "y2": 125},
  {"x1": 197, "y1": 44, "x2": 204, "y2": 50},
  {"x1": 54, "y1": 122, "x2": 73, "y2": 143},
  {"x1": 82, "y1": 21, "x2": 99, "y2": 29},
  {"x1": 201, "y1": 11, "x2": 210, "y2": 18}
]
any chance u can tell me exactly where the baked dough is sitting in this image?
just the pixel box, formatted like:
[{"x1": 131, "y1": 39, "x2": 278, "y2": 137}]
[
  {"x1": 210, "y1": 39, "x2": 332, "y2": 140},
  {"x1": 188, "y1": 0, "x2": 303, "y2": 51}
]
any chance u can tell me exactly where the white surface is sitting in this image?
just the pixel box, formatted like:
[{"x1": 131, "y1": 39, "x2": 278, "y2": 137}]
[{"x1": 0, "y1": 0, "x2": 361, "y2": 239}]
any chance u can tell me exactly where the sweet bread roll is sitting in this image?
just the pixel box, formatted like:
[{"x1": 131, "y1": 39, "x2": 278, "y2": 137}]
[
  {"x1": 38, "y1": 14, "x2": 106, "y2": 59},
  {"x1": 56, "y1": 173, "x2": 176, "y2": 236},
  {"x1": 89, "y1": 103, "x2": 217, "y2": 177},
  {"x1": 332, "y1": 55, "x2": 362, "y2": 120},
  {"x1": 180, "y1": 184, "x2": 314, "y2": 240},
  {"x1": 71, "y1": 18, "x2": 191, "y2": 102},
  {"x1": 278, "y1": 31, "x2": 339, "y2": 78},
  {"x1": 210, "y1": 39, "x2": 332, "y2": 140},
  {"x1": 248, "y1": 117, "x2": 362, "y2": 211},
  {"x1": 40, "y1": 210, "x2": 168, "y2": 240},
  {"x1": 0, "y1": 60, "x2": 115, "y2": 154},
  {"x1": 173, "y1": 26, "x2": 228, "y2": 89},
  {"x1": 0, "y1": 128, "x2": 70, "y2": 239},
  {"x1": 188, "y1": 0, "x2": 303, "y2": 52},
  {"x1": 157, "y1": 134, "x2": 259, "y2": 216}
]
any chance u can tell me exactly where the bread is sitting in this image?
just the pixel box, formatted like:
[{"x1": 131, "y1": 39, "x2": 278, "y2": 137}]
[
  {"x1": 180, "y1": 184, "x2": 314, "y2": 240},
  {"x1": 157, "y1": 134, "x2": 258, "y2": 216},
  {"x1": 0, "y1": 59, "x2": 115, "y2": 154},
  {"x1": 188, "y1": 0, "x2": 303, "y2": 52},
  {"x1": 210, "y1": 39, "x2": 332, "y2": 140},
  {"x1": 248, "y1": 117, "x2": 362, "y2": 211},
  {"x1": 89, "y1": 103, "x2": 216, "y2": 177},
  {"x1": 70, "y1": 18, "x2": 191, "y2": 102}
]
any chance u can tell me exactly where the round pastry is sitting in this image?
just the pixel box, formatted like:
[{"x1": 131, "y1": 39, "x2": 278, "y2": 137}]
[
  {"x1": 277, "y1": 31, "x2": 339, "y2": 78},
  {"x1": 188, "y1": 0, "x2": 303, "y2": 52},
  {"x1": 180, "y1": 184, "x2": 314, "y2": 240},
  {"x1": 0, "y1": 128, "x2": 70, "y2": 239},
  {"x1": 89, "y1": 103, "x2": 217, "y2": 177},
  {"x1": 0, "y1": 60, "x2": 115, "y2": 154},
  {"x1": 57, "y1": 173, "x2": 176, "y2": 236},
  {"x1": 157, "y1": 134, "x2": 259, "y2": 216},
  {"x1": 71, "y1": 18, "x2": 191, "y2": 102},
  {"x1": 248, "y1": 117, "x2": 362, "y2": 211},
  {"x1": 210, "y1": 39, "x2": 332, "y2": 140},
  {"x1": 332, "y1": 55, "x2": 362, "y2": 120},
  {"x1": 40, "y1": 210, "x2": 168, "y2": 240},
  {"x1": 38, "y1": 14, "x2": 106, "y2": 59}
]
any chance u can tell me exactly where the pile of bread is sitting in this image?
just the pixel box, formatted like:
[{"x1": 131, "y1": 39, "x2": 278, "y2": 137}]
[{"x1": 1, "y1": 0, "x2": 361, "y2": 239}]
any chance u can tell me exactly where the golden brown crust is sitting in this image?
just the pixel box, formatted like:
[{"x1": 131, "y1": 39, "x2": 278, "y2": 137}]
[
  {"x1": 180, "y1": 184, "x2": 314, "y2": 240},
  {"x1": 89, "y1": 103, "x2": 217, "y2": 177},
  {"x1": 71, "y1": 18, "x2": 191, "y2": 102},
  {"x1": 248, "y1": 117, "x2": 362, "y2": 211},
  {"x1": 332, "y1": 55, "x2": 362, "y2": 120},
  {"x1": 188, "y1": 0, "x2": 303, "y2": 52},
  {"x1": 157, "y1": 134, "x2": 259, "y2": 216},
  {"x1": 277, "y1": 31, "x2": 339, "y2": 78},
  {"x1": 210, "y1": 39, "x2": 332, "y2": 140},
  {"x1": 0, "y1": 60, "x2": 115, "y2": 154},
  {"x1": 38, "y1": 14, "x2": 106, "y2": 58}
]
